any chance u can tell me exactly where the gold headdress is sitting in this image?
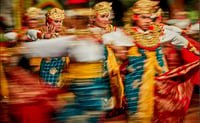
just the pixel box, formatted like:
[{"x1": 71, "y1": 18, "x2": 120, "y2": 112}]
[
  {"x1": 122, "y1": 7, "x2": 134, "y2": 24},
  {"x1": 132, "y1": 0, "x2": 159, "y2": 14},
  {"x1": 155, "y1": 8, "x2": 162, "y2": 17},
  {"x1": 25, "y1": 7, "x2": 41, "y2": 18},
  {"x1": 46, "y1": 8, "x2": 65, "y2": 20},
  {"x1": 73, "y1": 8, "x2": 93, "y2": 16},
  {"x1": 93, "y1": 1, "x2": 112, "y2": 15}
]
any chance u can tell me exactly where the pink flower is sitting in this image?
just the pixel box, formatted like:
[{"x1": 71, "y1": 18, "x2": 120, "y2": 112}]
[
  {"x1": 158, "y1": 15, "x2": 162, "y2": 20},
  {"x1": 148, "y1": 26, "x2": 154, "y2": 30},
  {"x1": 48, "y1": 18, "x2": 53, "y2": 23},
  {"x1": 132, "y1": 15, "x2": 138, "y2": 21}
]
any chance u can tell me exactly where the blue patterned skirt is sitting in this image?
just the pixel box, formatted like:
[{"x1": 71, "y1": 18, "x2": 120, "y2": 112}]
[
  {"x1": 124, "y1": 56, "x2": 145, "y2": 115},
  {"x1": 56, "y1": 76, "x2": 113, "y2": 123},
  {"x1": 40, "y1": 57, "x2": 66, "y2": 86}
]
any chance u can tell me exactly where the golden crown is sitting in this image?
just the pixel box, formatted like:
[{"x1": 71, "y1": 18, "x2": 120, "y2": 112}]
[
  {"x1": 25, "y1": 7, "x2": 41, "y2": 18},
  {"x1": 132, "y1": 0, "x2": 159, "y2": 14},
  {"x1": 46, "y1": 8, "x2": 65, "y2": 20},
  {"x1": 93, "y1": 1, "x2": 112, "y2": 15},
  {"x1": 73, "y1": 8, "x2": 93, "y2": 16}
]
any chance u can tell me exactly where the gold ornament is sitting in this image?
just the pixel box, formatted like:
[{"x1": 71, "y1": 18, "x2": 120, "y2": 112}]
[
  {"x1": 93, "y1": 1, "x2": 112, "y2": 15},
  {"x1": 124, "y1": 23, "x2": 163, "y2": 49},
  {"x1": 50, "y1": 67, "x2": 57, "y2": 75},
  {"x1": 73, "y1": 8, "x2": 93, "y2": 16},
  {"x1": 132, "y1": 0, "x2": 159, "y2": 14},
  {"x1": 46, "y1": 8, "x2": 65, "y2": 20},
  {"x1": 155, "y1": 8, "x2": 162, "y2": 17},
  {"x1": 25, "y1": 7, "x2": 41, "y2": 18},
  {"x1": 122, "y1": 7, "x2": 134, "y2": 24},
  {"x1": 105, "y1": 24, "x2": 115, "y2": 33}
]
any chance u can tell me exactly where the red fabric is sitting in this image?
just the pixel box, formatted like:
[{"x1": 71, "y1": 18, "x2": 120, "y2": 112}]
[
  {"x1": 26, "y1": 38, "x2": 34, "y2": 42},
  {"x1": 6, "y1": 66, "x2": 42, "y2": 85},
  {"x1": 153, "y1": 60, "x2": 199, "y2": 123},
  {"x1": 0, "y1": 42, "x2": 12, "y2": 47},
  {"x1": 180, "y1": 37, "x2": 199, "y2": 85},
  {"x1": 6, "y1": 67, "x2": 66, "y2": 123},
  {"x1": 163, "y1": 37, "x2": 199, "y2": 85},
  {"x1": 181, "y1": 37, "x2": 199, "y2": 63},
  {"x1": 163, "y1": 43, "x2": 183, "y2": 70},
  {"x1": 10, "y1": 103, "x2": 55, "y2": 123},
  {"x1": 119, "y1": 60, "x2": 129, "y2": 82},
  {"x1": 7, "y1": 66, "x2": 65, "y2": 94}
]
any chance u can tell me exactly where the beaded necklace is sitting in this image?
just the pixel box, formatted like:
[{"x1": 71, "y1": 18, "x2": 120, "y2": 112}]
[{"x1": 124, "y1": 23, "x2": 164, "y2": 50}]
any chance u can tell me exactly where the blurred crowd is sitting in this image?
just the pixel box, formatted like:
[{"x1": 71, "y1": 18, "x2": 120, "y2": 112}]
[{"x1": 0, "y1": 0, "x2": 199, "y2": 123}]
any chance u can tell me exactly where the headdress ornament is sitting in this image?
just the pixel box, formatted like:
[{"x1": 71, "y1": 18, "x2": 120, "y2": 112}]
[
  {"x1": 93, "y1": 1, "x2": 112, "y2": 15},
  {"x1": 73, "y1": 8, "x2": 93, "y2": 17},
  {"x1": 46, "y1": 8, "x2": 65, "y2": 20},
  {"x1": 132, "y1": 0, "x2": 159, "y2": 14},
  {"x1": 25, "y1": 7, "x2": 41, "y2": 18}
]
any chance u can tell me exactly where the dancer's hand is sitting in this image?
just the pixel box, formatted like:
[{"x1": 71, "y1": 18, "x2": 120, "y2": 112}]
[{"x1": 44, "y1": 23, "x2": 56, "y2": 39}]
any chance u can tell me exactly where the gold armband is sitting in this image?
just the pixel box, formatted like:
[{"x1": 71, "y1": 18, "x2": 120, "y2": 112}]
[{"x1": 187, "y1": 42, "x2": 197, "y2": 52}]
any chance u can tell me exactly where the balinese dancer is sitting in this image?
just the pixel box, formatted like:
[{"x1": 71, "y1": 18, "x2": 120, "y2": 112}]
[
  {"x1": 89, "y1": 2, "x2": 126, "y2": 117},
  {"x1": 102, "y1": 0, "x2": 199, "y2": 122},
  {"x1": 27, "y1": 8, "x2": 66, "y2": 86},
  {"x1": 4, "y1": 7, "x2": 41, "y2": 43},
  {"x1": 16, "y1": 7, "x2": 42, "y2": 72},
  {"x1": 21, "y1": 8, "x2": 116, "y2": 123},
  {"x1": 19, "y1": 7, "x2": 41, "y2": 41}
]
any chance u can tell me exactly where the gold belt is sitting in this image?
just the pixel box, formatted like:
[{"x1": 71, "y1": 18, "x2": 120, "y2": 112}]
[
  {"x1": 64, "y1": 62, "x2": 103, "y2": 79},
  {"x1": 29, "y1": 58, "x2": 42, "y2": 66}
]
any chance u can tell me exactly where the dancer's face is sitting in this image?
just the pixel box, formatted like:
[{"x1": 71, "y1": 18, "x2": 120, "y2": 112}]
[
  {"x1": 27, "y1": 18, "x2": 38, "y2": 29},
  {"x1": 51, "y1": 19, "x2": 63, "y2": 32},
  {"x1": 94, "y1": 13, "x2": 110, "y2": 28},
  {"x1": 74, "y1": 16, "x2": 89, "y2": 29},
  {"x1": 134, "y1": 14, "x2": 153, "y2": 31}
]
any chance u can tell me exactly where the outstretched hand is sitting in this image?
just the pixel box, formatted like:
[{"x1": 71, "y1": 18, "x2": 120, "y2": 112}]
[{"x1": 43, "y1": 23, "x2": 56, "y2": 39}]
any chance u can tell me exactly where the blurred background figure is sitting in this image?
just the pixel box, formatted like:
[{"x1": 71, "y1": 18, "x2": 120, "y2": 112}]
[
  {"x1": 186, "y1": 23, "x2": 199, "y2": 41},
  {"x1": 17, "y1": 7, "x2": 42, "y2": 72},
  {"x1": 19, "y1": 7, "x2": 41, "y2": 41},
  {"x1": 27, "y1": 8, "x2": 66, "y2": 86},
  {"x1": 0, "y1": 0, "x2": 14, "y2": 32}
]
